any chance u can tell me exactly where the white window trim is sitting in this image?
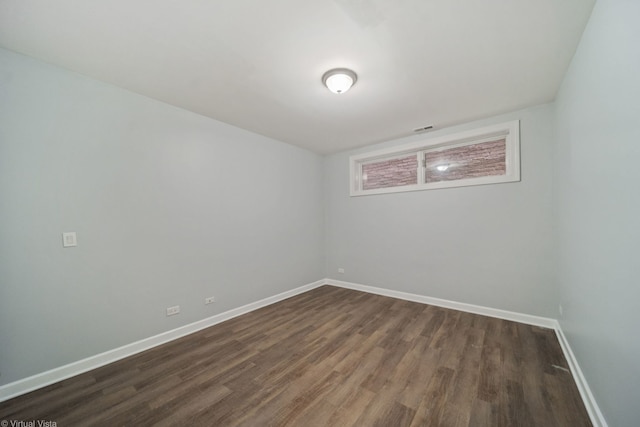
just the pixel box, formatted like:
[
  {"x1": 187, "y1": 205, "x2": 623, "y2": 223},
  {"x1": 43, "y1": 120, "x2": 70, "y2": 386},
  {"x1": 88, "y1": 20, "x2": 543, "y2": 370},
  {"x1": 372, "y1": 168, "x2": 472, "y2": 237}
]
[{"x1": 350, "y1": 120, "x2": 520, "y2": 196}]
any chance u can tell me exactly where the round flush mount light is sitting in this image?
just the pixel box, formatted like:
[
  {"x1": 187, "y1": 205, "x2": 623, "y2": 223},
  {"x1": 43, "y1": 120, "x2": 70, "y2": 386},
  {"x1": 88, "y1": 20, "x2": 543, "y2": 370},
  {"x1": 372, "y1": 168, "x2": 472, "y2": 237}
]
[{"x1": 322, "y1": 68, "x2": 357, "y2": 94}]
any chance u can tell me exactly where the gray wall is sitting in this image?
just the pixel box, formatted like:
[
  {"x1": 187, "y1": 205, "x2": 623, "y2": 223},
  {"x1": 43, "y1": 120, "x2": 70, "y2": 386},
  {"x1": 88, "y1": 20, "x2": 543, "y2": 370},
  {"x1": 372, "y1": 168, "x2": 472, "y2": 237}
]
[
  {"x1": 0, "y1": 48, "x2": 325, "y2": 385},
  {"x1": 554, "y1": 0, "x2": 640, "y2": 425},
  {"x1": 325, "y1": 104, "x2": 557, "y2": 317}
]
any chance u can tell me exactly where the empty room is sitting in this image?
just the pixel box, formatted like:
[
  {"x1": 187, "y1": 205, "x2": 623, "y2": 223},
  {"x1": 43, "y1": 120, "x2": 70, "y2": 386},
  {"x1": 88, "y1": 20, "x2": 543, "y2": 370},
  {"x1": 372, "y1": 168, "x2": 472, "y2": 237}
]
[{"x1": 0, "y1": 0, "x2": 638, "y2": 426}]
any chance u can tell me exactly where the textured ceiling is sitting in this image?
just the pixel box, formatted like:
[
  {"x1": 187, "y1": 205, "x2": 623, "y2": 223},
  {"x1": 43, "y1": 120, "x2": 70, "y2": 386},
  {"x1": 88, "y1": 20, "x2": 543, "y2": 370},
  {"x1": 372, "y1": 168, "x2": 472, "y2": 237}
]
[{"x1": 0, "y1": 0, "x2": 595, "y2": 154}]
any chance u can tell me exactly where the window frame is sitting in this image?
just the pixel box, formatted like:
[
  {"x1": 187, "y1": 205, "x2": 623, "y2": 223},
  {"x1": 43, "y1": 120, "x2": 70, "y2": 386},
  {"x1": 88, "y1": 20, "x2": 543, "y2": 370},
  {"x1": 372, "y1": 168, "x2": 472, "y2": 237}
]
[{"x1": 349, "y1": 120, "x2": 520, "y2": 196}]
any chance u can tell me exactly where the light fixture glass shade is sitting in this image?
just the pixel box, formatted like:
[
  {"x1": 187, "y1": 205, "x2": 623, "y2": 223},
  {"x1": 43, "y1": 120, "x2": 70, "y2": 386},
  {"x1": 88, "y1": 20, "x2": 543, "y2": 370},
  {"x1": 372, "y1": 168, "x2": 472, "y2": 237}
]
[{"x1": 322, "y1": 68, "x2": 357, "y2": 94}]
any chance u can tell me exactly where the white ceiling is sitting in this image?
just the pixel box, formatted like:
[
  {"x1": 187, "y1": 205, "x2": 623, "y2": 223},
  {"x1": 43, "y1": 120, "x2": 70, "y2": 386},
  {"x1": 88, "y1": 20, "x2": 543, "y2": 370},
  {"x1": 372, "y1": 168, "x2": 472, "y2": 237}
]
[{"x1": 0, "y1": 0, "x2": 594, "y2": 154}]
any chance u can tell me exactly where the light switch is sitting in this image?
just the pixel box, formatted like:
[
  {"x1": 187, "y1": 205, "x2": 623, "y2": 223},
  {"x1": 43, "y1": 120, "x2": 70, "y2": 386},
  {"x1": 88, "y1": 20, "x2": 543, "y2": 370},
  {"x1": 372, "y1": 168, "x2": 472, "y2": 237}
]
[{"x1": 62, "y1": 232, "x2": 77, "y2": 247}]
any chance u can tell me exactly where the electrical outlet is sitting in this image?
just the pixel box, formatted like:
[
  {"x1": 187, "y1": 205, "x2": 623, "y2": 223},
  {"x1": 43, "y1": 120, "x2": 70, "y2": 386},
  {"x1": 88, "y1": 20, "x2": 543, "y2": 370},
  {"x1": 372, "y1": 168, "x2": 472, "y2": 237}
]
[
  {"x1": 166, "y1": 305, "x2": 180, "y2": 316},
  {"x1": 205, "y1": 296, "x2": 215, "y2": 305},
  {"x1": 338, "y1": 268, "x2": 345, "y2": 274},
  {"x1": 62, "y1": 232, "x2": 77, "y2": 247}
]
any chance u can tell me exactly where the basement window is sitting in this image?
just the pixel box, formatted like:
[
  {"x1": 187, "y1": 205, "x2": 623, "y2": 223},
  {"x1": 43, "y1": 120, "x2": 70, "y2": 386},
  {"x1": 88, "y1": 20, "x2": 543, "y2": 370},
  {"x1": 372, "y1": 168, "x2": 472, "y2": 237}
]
[
  {"x1": 350, "y1": 121, "x2": 520, "y2": 196},
  {"x1": 362, "y1": 153, "x2": 418, "y2": 190}
]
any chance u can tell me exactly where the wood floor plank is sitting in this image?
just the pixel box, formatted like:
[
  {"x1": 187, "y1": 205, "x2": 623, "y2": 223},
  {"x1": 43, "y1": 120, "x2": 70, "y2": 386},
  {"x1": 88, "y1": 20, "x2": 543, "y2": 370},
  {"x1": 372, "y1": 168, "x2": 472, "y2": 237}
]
[
  {"x1": 373, "y1": 401, "x2": 416, "y2": 427},
  {"x1": 324, "y1": 385, "x2": 376, "y2": 427},
  {"x1": 446, "y1": 327, "x2": 484, "y2": 411},
  {"x1": 395, "y1": 337, "x2": 442, "y2": 411},
  {"x1": 410, "y1": 366, "x2": 455, "y2": 426},
  {"x1": 0, "y1": 285, "x2": 592, "y2": 426}
]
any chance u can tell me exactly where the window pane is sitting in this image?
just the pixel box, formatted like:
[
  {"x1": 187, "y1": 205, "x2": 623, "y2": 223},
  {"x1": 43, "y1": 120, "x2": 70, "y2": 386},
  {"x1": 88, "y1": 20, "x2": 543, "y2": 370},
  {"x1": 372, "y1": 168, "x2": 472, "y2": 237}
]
[
  {"x1": 362, "y1": 154, "x2": 418, "y2": 190},
  {"x1": 424, "y1": 139, "x2": 506, "y2": 183}
]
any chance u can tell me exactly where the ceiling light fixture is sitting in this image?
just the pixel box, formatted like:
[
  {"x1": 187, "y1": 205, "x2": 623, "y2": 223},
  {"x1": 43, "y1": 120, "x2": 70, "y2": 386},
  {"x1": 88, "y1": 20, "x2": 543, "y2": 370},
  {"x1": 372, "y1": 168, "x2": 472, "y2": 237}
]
[
  {"x1": 322, "y1": 68, "x2": 357, "y2": 94},
  {"x1": 436, "y1": 164, "x2": 450, "y2": 172}
]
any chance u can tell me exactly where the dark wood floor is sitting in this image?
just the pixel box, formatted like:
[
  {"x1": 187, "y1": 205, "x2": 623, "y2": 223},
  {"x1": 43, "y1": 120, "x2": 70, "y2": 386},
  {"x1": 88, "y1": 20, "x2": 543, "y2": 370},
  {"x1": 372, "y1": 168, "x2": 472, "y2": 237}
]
[{"x1": 0, "y1": 285, "x2": 591, "y2": 426}]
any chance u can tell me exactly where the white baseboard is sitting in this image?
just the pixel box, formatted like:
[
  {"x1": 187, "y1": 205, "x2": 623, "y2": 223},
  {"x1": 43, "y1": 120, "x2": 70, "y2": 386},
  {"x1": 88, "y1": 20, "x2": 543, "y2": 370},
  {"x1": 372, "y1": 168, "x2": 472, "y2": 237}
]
[
  {"x1": 326, "y1": 278, "x2": 607, "y2": 427},
  {"x1": 325, "y1": 278, "x2": 557, "y2": 328},
  {"x1": 0, "y1": 279, "x2": 326, "y2": 403},
  {"x1": 554, "y1": 326, "x2": 608, "y2": 427}
]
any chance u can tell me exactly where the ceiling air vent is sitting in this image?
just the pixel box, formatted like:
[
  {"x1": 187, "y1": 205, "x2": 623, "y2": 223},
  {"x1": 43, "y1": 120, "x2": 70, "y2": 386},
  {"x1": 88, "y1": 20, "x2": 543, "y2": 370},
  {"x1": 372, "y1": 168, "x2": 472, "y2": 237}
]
[{"x1": 413, "y1": 125, "x2": 434, "y2": 133}]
